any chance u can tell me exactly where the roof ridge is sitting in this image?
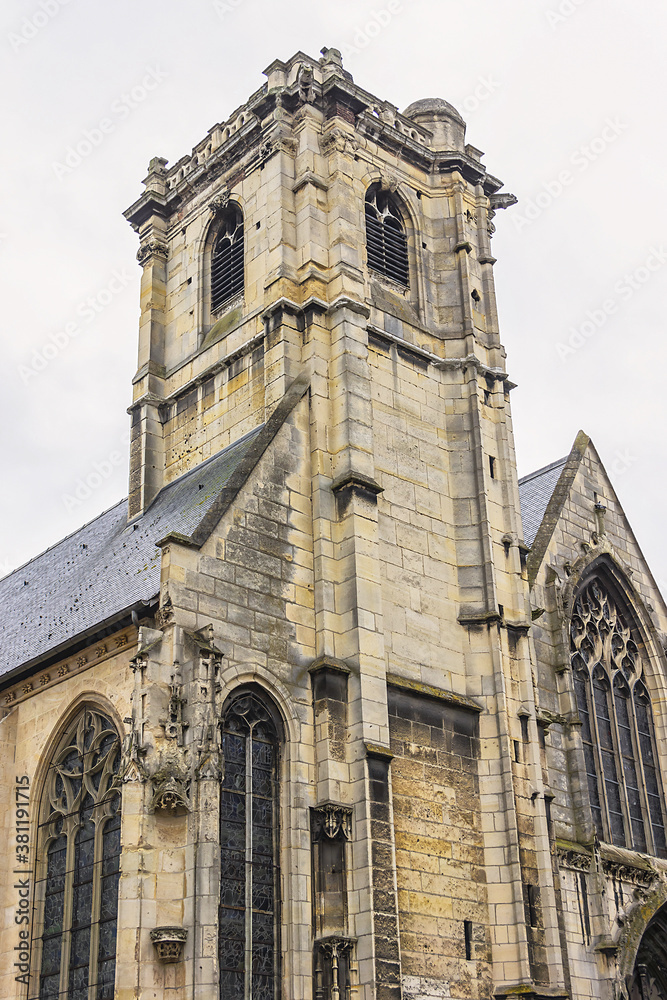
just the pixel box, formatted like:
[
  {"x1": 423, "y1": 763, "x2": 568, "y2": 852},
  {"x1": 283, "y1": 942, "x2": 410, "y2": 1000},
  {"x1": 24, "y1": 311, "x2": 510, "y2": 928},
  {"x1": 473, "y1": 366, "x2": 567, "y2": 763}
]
[
  {"x1": 1, "y1": 426, "x2": 267, "y2": 583},
  {"x1": 0, "y1": 496, "x2": 128, "y2": 584},
  {"x1": 518, "y1": 455, "x2": 568, "y2": 486}
]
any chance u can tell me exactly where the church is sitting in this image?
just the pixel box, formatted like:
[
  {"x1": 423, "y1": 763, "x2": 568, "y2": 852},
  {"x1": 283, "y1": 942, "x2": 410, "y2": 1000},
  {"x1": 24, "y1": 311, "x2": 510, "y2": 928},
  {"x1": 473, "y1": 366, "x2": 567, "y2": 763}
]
[{"x1": 2, "y1": 47, "x2": 667, "y2": 1000}]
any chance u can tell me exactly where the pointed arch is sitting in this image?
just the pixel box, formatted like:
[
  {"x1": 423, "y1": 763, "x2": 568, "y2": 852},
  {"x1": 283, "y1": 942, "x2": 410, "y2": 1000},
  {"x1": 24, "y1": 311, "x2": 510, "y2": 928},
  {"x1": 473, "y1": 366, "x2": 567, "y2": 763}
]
[
  {"x1": 32, "y1": 704, "x2": 122, "y2": 1000},
  {"x1": 569, "y1": 566, "x2": 667, "y2": 856},
  {"x1": 210, "y1": 203, "x2": 244, "y2": 312},
  {"x1": 364, "y1": 182, "x2": 409, "y2": 286},
  {"x1": 199, "y1": 199, "x2": 245, "y2": 339}
]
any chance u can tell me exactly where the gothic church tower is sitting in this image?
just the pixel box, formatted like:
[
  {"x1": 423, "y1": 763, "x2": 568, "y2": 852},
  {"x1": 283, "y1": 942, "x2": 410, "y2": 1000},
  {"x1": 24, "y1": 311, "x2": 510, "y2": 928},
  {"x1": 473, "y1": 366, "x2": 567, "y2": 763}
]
[
  {"x1": 120, "y1": 45, "x2": 560, "y2": 1000},
  {"x1": 12, "y1": 46, "x2": 667, "y2": 1000}
]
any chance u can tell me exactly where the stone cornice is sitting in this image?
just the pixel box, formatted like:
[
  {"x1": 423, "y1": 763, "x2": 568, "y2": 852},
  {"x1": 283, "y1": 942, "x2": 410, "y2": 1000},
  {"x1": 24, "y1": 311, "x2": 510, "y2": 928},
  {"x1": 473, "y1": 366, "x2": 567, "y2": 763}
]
[
  {"x1": 386, "y1": 673, "x2": 483, "y2": 713},
  {"x1": 124, "y1": 49, "x2": 512, "y2": 240}
]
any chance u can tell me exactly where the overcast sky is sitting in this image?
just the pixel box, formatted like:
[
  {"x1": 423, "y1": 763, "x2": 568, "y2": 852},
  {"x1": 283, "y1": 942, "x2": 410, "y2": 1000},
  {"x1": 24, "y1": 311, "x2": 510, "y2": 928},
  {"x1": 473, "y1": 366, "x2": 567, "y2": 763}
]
[{"x1": 1, "y1": 0, "x2": 665, "y2": 595}]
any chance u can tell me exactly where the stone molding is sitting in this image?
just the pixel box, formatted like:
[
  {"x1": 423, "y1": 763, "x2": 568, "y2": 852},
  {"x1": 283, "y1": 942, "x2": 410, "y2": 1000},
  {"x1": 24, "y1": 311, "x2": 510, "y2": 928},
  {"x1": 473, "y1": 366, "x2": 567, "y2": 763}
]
[{"x1": 1, "y1": 626, "x2": 134, "y2": 708}]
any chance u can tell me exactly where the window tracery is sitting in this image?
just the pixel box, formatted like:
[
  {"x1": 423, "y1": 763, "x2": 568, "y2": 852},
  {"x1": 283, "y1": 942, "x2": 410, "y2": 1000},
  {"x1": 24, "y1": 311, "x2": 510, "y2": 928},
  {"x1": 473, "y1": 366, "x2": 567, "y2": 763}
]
[
  {"x1": 570, "y1": 578, "x2": 667, "y2": 857},
  {"x1": 219, "y1": 690, "x2": 281, "y2": 1000},
  {"x1": 211, "y1": 204, "x2": 244, "y2": 313},
  {"x1": 36, "y1": 707, "x2": 121, "y2": 1000},
  {"x1": 364, "y1": 185, "x2": 409, "y2": 287}
]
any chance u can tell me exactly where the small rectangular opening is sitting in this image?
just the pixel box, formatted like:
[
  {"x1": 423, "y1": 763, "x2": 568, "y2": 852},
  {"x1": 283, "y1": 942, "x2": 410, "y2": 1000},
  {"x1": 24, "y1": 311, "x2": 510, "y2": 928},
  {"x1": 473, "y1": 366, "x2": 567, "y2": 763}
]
[
  {"x1": 520, "y1": 716, "x2": 529, "y2": 742},
  {"x1": 464, "y1": 920, "x2": 472, "y2": 960},
  {"x1": 527, "y1": 884, "x2": 539, "y2": 928},
  {"x1": 514, "y1": 740, "x2": 521, "y2": 763},
  {"x1": 489, "y1": 455, "x2": 496, "y2": 478},
  {"x1": 545, "y1": 796, "x2": 553, "y2": 839}
]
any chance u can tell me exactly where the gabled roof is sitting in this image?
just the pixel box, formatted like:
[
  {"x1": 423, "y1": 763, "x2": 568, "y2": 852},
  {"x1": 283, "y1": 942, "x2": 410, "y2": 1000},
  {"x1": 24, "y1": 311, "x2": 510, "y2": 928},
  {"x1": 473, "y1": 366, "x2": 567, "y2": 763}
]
[
  {"x1": 0, "y1": 426, "x2": 263, "y2": 681},
  {"x1": 518, "y1": 456, "x2": 568, "y2": 547},
  {"x1": 0, "y1": 369, "x2": 311, "y2": 684}
]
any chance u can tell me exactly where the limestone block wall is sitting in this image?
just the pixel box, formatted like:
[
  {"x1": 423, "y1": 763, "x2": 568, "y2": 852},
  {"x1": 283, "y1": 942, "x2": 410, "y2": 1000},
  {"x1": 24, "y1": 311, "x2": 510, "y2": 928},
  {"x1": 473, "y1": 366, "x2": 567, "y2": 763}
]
[
  {"x1": 388, "y1": 686, "x2": 492, "y2": 1000},
  {"x1": 161, "y1": 341, "x2": 265, "y2": 482}
]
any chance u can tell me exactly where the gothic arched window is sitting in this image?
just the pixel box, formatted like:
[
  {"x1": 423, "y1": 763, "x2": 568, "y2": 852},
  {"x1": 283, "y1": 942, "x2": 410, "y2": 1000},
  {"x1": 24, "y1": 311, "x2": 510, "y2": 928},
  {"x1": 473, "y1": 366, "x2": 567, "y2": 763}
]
[
  {"x1": 211, "y1": 204, "x2": 244, "y2": 313},
  {"x1": 35, "y1": 707, "x2": 121, "y2": 1000},
  {"x1": 219, "y1": 689, "x2": 282, "y2": 1000},
  {"x1": 570, "y1": 578, "x2": 667, "y2": 857},
  {"x1": 365, "y1": 185, "x2": 409, "y2": 286}
]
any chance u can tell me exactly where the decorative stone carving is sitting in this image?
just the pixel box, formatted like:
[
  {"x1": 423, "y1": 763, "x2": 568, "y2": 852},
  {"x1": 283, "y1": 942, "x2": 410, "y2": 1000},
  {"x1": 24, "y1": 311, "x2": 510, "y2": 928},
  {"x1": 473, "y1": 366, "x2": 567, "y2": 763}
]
[
  {"x1": 312, "y1": 803, "x2": 353, "y2": 841},
  {"x1": 278, "y1": 135, "x2": 299, "y2": 156},
  {"x1": 486, "y1": 192, "x2": 517, "y2": 238},
  {"x1": 163, "y1": 665, "x2": 187, "y2": 742},
  {"x1": 154, "y1": 593, "x2": 174, "y2": 629},
  {"x1": 313, "y1": 935, "x2": 357, "y2": 1000},
  {"x1": 557, "y1": 846, "x2": 592, "y2": 872},
  {"x1": 209, "y1": 188, "x2": 230, "y2": 214},
  {"x1": 150, "y1": 926, "x2": 187, "y2": 963},
  {"x1": 136, "y1": 238, "x2": 168, "y2": 266},
  {"x1": 259, "y1": 140, "x2": 275, "y2": 161},
  {"x1": 489, "y1": 192, "x2": 518, "y2": 212},
  {"x1": 319, "y1": 127, "x2": 359, "y2": 157},
  {"x1": 297, "y1": 63, "x2": 314, "y2": 103},
  {"x1": 150, "y1": 753, "x2": 191, "y2": 813}
]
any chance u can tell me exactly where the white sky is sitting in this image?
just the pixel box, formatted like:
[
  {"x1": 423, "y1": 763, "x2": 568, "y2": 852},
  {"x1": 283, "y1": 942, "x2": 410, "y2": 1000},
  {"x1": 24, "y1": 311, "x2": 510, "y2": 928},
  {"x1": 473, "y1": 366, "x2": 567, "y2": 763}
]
[{"x1": 1, "y1": 0, "x2": 665, "y2": 594}]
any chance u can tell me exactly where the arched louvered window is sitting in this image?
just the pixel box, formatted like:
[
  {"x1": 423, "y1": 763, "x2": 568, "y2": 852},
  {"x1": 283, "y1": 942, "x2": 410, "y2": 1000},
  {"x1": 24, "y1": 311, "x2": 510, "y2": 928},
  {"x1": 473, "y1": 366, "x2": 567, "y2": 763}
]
[
  {"x1": 365, "y1": 185, "x2": 409, "y2": 286},
  {"x1": 219, "y1": 689, "x2": 282, "y2": 1000},
  {"x1": 211, "y1": 204, "x2": 244, "y2": 313},
  {"x1": 35, "y1": 707, "x2": 121, "y2": 1000},
  {"x1": 570, "y1": 578, "x2": 667, "y2": 857}
]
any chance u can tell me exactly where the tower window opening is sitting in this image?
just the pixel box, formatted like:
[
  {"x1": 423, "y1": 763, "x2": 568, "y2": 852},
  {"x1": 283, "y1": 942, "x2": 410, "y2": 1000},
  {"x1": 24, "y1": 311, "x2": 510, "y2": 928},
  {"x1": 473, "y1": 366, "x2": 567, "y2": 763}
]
[
  {"x1": 365, "y1": 185, "x2": 409, "y2": 287},
  {"x1": 211, "y1": 205, "x2": 244, "y2": 313}
]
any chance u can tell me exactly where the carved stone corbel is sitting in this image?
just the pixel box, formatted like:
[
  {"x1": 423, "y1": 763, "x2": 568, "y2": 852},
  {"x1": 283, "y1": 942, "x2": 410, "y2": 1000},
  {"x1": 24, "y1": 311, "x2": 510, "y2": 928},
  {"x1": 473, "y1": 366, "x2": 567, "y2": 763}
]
[
  {"x1": 312, "y1": 802, "x2": 353, "y2": 841},
  {"x1": 151, "y1": 926, "x2": 187, "y2": 963},
  {"x1": 209, "y1": 188, "x2": 230, "y2": 214},
  {"x1": 150, "y1": 751, "x2": 191, "y2": 813},
  {"x1": 136, "y1": 238, "x2": 169, "y2": 266}
]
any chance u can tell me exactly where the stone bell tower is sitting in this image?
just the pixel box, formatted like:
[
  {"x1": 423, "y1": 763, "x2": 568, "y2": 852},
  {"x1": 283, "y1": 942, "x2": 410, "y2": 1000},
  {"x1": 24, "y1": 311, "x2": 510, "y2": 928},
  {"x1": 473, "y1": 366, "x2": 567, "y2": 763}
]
[{"x1": 122, "y1": 47, "x2": 566, "y2": 1000}]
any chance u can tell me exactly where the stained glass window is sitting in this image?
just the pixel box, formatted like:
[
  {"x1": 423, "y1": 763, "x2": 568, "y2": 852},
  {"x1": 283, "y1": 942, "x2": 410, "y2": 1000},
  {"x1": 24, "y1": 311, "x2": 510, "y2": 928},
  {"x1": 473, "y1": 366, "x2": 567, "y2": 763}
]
[
  {"x1": 219, "y1": 690, "x2": 281, "y2": 1000},
  {"x1": 35, "y1": 708, "x2": 121, "y2": 999},
  {"x1": 570, "y1": 578, "x2": 667, "y2": 856}
]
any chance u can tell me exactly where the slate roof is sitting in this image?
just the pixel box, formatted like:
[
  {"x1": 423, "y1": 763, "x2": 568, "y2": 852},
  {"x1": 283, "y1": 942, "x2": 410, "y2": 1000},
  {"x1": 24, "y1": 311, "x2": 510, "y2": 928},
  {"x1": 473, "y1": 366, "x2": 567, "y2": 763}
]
[
  {"x1": 518, "y1": 456, "x2": 568, "y2": 548},
  {"x1": 0, "y1": 426, "x2": 263, "y2": 681}
]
